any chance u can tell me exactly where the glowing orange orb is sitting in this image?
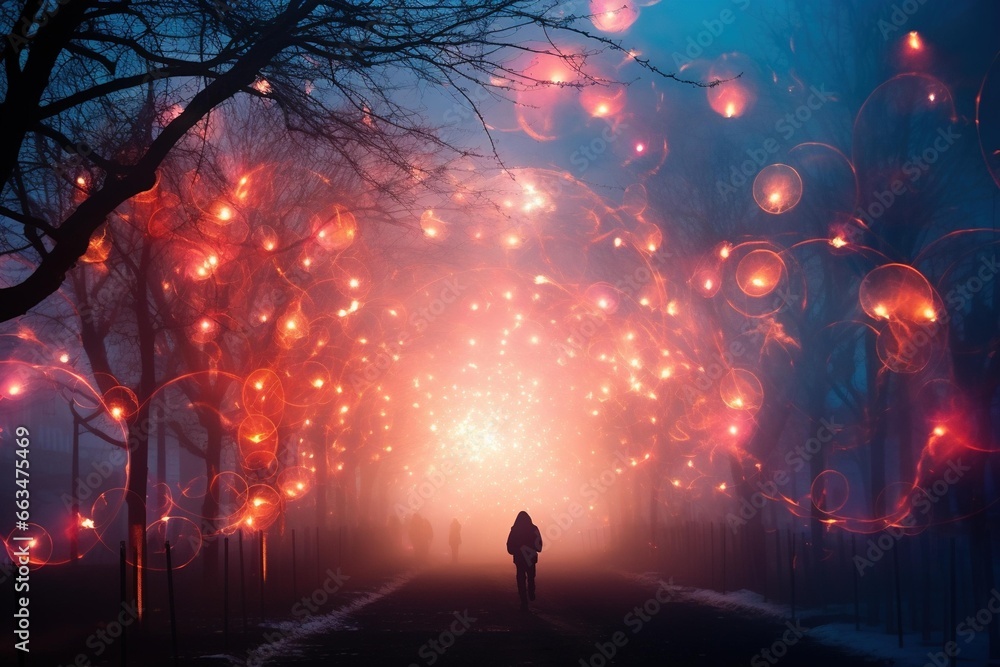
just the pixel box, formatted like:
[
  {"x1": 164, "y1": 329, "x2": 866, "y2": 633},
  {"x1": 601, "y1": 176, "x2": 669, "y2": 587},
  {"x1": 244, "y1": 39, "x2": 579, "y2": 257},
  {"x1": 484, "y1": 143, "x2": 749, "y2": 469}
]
[
  {"x1": 242, "y1": 369, "x2": 285, "y2": 420},
  {"x1": 584, "y1": 282, "x2": 620, "y2": 314},
  {"x1": 278, "y1": 467, "x2": 314, "y2": 500},
  {"x1": 719, "y1": 369, "x2": 764, "y2": 413},
  {"x1": 314, "y1": 205, "x2": 357, "y2": 251},
  {"x1": 238, "y1": 415, "x2": 278, "y2": 470},
  {"x1": 753, "y1": 164, "x2": 803, "y2": 214},
  {"x1": 589, "y1": 0, "x2": 638, "y2": 32},
  {"x1": 735, "y1": 250, "x2": 785, "y2": 297},
  {"x1": 581, "y1": 82, "x2": 627, "y2": 118},
  {"x1": 707, "y1": 81, "x2": 755, "y2": 118},
  {"x1": 858, "y1": 264, "x2": 936, "y2": 323},
  {"x1": 420, "y1": 209, "x2": 447, "y2": 239}
]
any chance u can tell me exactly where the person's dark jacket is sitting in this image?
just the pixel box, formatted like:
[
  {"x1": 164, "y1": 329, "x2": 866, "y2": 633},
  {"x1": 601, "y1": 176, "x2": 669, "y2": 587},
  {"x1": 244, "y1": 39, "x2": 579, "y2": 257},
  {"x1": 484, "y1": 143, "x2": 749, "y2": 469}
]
[{"x1": 506, "y1": 511, "x2": 543, "y2": 566}]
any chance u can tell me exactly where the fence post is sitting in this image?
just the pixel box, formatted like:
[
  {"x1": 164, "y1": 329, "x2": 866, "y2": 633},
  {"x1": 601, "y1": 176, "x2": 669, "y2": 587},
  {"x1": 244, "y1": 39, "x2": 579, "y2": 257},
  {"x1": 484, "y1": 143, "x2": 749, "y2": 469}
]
[
  {"x1": 165, "y1": 541, "x2": 178, "y2": 666},
  {"x1": 119, "y1": 541, "x2": 127, "y2": 667},
  {"x1": 852, "y1": 533, "x2": 860, "y2": 631},
  {"x1": 788, "y1": 527, "x2": 796, "y2": 622},
  {"x1": 224, "y1": 536, "x2": 230, "y2": 649},
  {"x1": 239, "y1": 530, "x2": 247, "y2": 634}
]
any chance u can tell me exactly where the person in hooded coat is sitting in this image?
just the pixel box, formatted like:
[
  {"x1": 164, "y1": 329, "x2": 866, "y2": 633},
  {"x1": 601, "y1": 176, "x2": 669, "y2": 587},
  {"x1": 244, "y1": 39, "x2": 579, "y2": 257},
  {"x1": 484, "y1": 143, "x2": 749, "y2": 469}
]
[{"x1": 506, "y1": 510, "x2": 543, "y2": 610}]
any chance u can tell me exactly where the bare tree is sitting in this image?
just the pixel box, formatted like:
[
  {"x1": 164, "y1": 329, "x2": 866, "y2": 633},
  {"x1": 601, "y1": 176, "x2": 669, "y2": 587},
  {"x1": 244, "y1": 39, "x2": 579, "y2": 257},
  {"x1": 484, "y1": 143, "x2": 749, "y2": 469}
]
[{"x1": 0, "y1": 0, "x2": 711, "y2": 323}]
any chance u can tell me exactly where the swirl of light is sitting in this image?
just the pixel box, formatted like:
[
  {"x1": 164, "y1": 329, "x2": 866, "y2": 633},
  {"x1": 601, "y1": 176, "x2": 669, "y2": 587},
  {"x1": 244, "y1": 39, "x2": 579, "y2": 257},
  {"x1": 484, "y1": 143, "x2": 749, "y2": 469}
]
[
  {"x1": 514, "y1": 51, "x2": 585, "y2": 141},
  {"x1": 3, "y1": 524, "x2": 53, "y2": 567},
  {"x1": 238, "y1": 414, "x2": 279, "y2": 471},
  {"x1": 242, "y1": 369, "x2": 285, "y2": 420},
  {"x1": 252, "y1": 224, "x2": 280, "y2": 252},
  {"x1": 90, "y1": 488, "x2": 141, "y2": 549},
  {"x1": 276, "y1": 304, "x2": 310, "y2": 349},
  {"x1": 735, "y1": 249, "x2": 785, "y2": 297},
  {"x1": 707, "y1": 80, "x2": 754, "y2": 119},
  {"x1": 753, "y1": 164, "x2": 803, "y2": 214},
  {"x1": 209, "y1": 471, "x2": 251, "y2": 523},
  {"x1": 81, "y1": 227, "x2": 112, "y2": 263},
  {"x1": 277, "y1": 466, "x2": 314, "y2": 501},
  {"x1": 719, "y1": 368, "x2": 764, "y2": 413},
  {"x1": 102, "y1": 385, "x2": 139, "y2": 422},
  {"x1": 858, "y1": 263, "x2": 937, "y2": 322},
  {"x1": 584, "y1": 282, "x2": 622, "y2": 314},
  {"x1": 145, "y1": 517, "x2": 202, "y2": 570},
  {"x1": 314, "y1": 204, "x2": 358, "y2": 251},
  {"x1": 810, "y1": 470, "x2": 850, "y2": 514},
  {"x1": 621, "y1": 183, "x2": 648, "y2": 216},
  {"x1": 420, "y1": 209, "x2": 448, "y2": 240},
  {"x1": 706, "y1": 55, "x2": 757, "y2": 118},
  {"x1": 243, "y1": 484, "x2": 283, "y2": 530},
  {"x1": 580, "y1": 61, "x2": 629, "y2": 117},
  {"x1": 875, "y1": 324, "x2": 935, "y2": 374}
]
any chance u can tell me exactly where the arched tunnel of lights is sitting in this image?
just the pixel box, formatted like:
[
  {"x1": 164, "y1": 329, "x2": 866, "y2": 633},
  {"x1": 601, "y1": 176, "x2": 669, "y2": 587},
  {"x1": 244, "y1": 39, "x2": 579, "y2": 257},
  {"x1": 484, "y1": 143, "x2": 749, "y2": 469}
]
[{"x1": 2, "y1": 27, "x2": 1000, "y2": 577}]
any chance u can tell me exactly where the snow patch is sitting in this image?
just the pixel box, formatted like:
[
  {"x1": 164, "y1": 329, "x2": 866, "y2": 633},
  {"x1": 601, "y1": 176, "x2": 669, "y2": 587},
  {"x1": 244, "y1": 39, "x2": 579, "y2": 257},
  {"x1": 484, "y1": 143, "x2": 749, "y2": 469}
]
[
  {"x1": 620, "y1": 571, "x2": 989, "y2": 667},
  {"x1": 227, "y1": 571, "x2": 417, "y2": 666}
]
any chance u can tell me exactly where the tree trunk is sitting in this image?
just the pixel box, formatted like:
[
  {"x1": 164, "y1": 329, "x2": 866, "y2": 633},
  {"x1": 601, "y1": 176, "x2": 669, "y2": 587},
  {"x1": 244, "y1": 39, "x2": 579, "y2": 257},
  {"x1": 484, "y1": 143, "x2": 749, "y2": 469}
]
[
  {"x1": 807, "y1": 382, "x2": 827, "y2": 605},
  {"x1": 130, "y1": 242, "x2": 157, "y2": 618},
  {"x1": 866, "y1": 333, "x2": 888, "y2": 625},
  {"x1": 200, "y1": 400, "x2": 224, "y2": 581}
]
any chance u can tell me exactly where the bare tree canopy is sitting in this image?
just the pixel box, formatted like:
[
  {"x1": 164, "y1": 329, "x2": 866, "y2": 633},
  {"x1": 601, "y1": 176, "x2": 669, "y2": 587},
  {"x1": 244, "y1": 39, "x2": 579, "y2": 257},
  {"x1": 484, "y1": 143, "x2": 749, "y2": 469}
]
[{"x1": 0, "y1": 0, "x2": 708, "y2": 323}]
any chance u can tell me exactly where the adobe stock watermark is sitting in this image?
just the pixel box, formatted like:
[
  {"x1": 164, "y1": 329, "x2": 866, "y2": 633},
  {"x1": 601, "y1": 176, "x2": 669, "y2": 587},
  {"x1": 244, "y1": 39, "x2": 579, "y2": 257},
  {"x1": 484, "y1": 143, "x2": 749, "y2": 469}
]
[
  {"x1": 569, "y1": 120, "x2": 631, "y2": 175},
  {"x1": 671, "y1": 0, "x2": 752, "y2": 70},
  {"x1": 877, "y1": 0, "x2": 930, "y2": 40},
  {"x1": 680, "y1": 314, "x2": 784, "y2": 408},
  {"x1": 58, "y1": 394, "x2": 186, "y2": 516},
  {"x1": 750, "y1": 619, "x2": 808, "y2": 666},
  {"x1": 578, "y1": 579, "x2": 680, "y2": 667},
  {"x1": 540, "y1": 449, "x2": 633, "y2": 551},
  {"x1": 716, "y1": 84, "x2": 836, "y2": 202},
  {"x1": 408, "y1": 610, "x2": 477, "y2": 666},
  {"x1": 924, "y1": 588, "x2": 1000, "y2": 667},
  {"x1": 349, "y1": 275, "x2": 467, "y2": 392},
  {"x1": 55, "y1": 601, "x2": 139, "y2": 667},
  {"x1": 855, "y1": 126, "x2": 961, "y2": 226},
  {"x1": 888, "y1": 254, "x2": 998, "y2": 371},
  {"x1": 726, "y1": 418, "x2": 841, "y2": 533},
  {"x1": 6, "y1": 0, "x2": 73, "y2": 54},
  {"x1": 392, "y1": 459, "x2": 461, "y2": 520},
  {"x1": 442, "y1": 85, "x2": 492, "y2": 126},
  {"x1": 51, "y1": 139, "x2": 96, "y2": 182},
  {"x1": 239, "y1": 566, "x2": 351, "y2": 667},
  {"x1": 853, "y1": 459, "x2": 970, "y2": 576},
  {"x1": 681, "y1": 341, "x2": 750, "y2": 407},
  {"x1": 553, "y1": 244, "x2": 674, "y2": 358},
  {"x1": 392, "y1": 434, "x2": 482, "y2": 520}
]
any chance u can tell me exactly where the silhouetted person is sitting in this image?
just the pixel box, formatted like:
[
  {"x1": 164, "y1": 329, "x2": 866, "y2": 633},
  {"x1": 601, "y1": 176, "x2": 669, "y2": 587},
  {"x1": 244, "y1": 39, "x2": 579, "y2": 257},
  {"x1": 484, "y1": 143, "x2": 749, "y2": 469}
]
[
  {"x1": 422, "y1": 516, "x2": 433, "y2": 554},
  {"x1": 506, "y1": 510, "x2": 542, "y2": 610},
  {"x1": 448, "y1": 519, "x2": 462, "y2": 563}
]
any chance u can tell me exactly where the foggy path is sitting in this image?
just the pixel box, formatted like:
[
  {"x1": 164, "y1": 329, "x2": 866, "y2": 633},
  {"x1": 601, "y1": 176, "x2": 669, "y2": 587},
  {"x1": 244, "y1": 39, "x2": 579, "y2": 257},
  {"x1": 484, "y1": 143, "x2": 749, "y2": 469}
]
[{"x1": 257, "y1": 562, "x2": 884, "y2": 666}]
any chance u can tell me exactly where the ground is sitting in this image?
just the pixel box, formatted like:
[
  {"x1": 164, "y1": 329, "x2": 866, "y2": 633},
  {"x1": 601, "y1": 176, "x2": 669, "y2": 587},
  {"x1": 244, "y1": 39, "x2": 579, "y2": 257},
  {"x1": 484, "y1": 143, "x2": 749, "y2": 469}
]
[{"x1": 242, "y1": 560, "x2": 889, "y2": 666}]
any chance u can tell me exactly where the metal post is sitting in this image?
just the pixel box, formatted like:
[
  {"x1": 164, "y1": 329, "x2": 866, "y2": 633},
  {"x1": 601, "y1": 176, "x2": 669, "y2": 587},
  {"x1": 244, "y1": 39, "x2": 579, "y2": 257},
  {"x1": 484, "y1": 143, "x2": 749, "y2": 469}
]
[{"x1": 165, "y1": 541, "x2": 178, "y2": 665}]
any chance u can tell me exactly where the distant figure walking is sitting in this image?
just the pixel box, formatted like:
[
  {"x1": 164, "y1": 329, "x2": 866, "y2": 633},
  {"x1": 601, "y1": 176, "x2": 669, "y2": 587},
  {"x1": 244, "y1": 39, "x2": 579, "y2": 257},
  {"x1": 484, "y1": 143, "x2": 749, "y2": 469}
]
[
  {"x1": 506, "y1": 510, "x2": 543, "y2": 611},
  {"x1": 408, "y1": 512, "x2": 433, "y2": 559},
  {"x1": 449, "y1": 519, "x2": 462, "y2": 563}
]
